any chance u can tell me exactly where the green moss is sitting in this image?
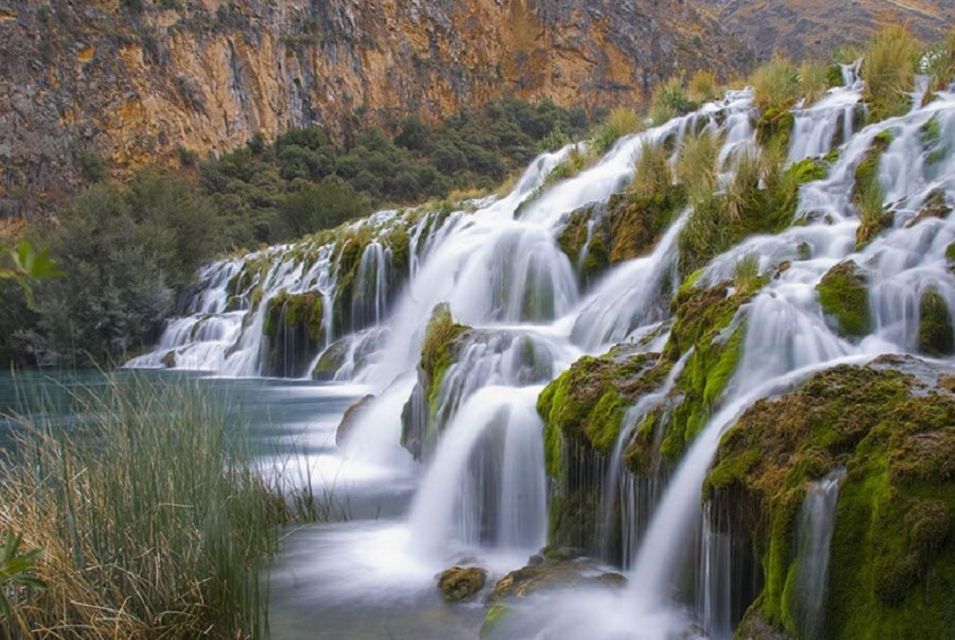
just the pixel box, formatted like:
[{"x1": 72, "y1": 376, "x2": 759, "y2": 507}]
[
  {"x1": 918, "y1": 289, "x2": 954, "y2": 356},
  {"x1": 817, "y1": 261, "x2": 870, "y2": 337},
  {"x1": 826, "y1": 64, "x2": 845, "y2": 88},
  {"x1": 707, "y1": 360, "x2": 955, "y2": 639},
  {"x1": 480, "y1": 603, "x2": 514, "y2": 639},
  {"x1": 608, "y1": 187, "x2": 687, "y2": 264},
  {"x1": 756, "y1": 107, "x2": 796, "y2": 151}
]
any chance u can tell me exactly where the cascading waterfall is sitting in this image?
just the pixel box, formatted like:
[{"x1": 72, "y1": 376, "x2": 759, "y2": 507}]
[{"x1": 132, "y1": 68, "x2": 955, "y2": 638}]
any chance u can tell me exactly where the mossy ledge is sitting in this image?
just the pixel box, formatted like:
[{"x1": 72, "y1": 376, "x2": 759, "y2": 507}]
[
  {"x1": 261, "y1": 289, "x2": 325, "y2": 377},
  {"x1": 557, "y1": 186, "x2": 687, "y2": 287},
  {"x1": 707, "y1": 357, "x2": 955, "y2": 640},
  {"x1": 399, "y1": 303, "x2": 470, "y2": 458}
]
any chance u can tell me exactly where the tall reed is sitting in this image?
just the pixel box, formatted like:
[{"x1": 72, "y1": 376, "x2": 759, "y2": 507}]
[{"x1": 0, "y1": 372, "x2": 292, "y2": 638}]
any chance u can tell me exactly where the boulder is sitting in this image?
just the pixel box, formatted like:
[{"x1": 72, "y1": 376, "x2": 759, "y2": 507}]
[{"x1": 437, "y1": 565, "x2": 487, "y2": 602}]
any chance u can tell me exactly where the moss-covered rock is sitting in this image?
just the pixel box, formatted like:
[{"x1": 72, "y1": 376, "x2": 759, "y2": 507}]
[
  {"x1": 400, "y1": 304, "x2": 471, "y2": 458},
  {"x1": 707, "y1": 357, "x2": 955, "y2": 640},
  {"x1": 437, "y1": 565, "x2": 487, "y2": 602},
  {"x1": 537, "y1": 346, "x2": 669, "y2": 476},
  {"x1": 312, "y1": 337, "x2": 349, "y2": 380},
  {"x1": 557, "y1": 187, "x2": 686, "y2": 287},
  {"x1": 816, "y1": 261, "x2": 870, "y2": 337},
  {"x1": 262, "y1": 289, "x2": 326, "y2": 376},
  {"x1": 486, "y1": 549, "x2": 625, "y2": 603},
  {"x1": 651, "y1": 279, "x2": 758, "y2": 467},
  {"x1": 756, "y1": 107, "x2": 796, "y2": 151},
  {"x1": 918, "y1": 288, "x2": 954, "y2": 356}
]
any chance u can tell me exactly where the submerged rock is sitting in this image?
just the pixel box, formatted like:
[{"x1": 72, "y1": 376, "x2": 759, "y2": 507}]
[
  {"x1": 335, "y1": 394, "x2": 375, "y2": 447},
  {"x1": 159, "y1": 350, "x2": 177, "y2": 369},
  {"x1": 487, "y1": 548, "x2": 625, "y2": 603},
  {"x1": 437, "y1": 565, "x2": 487, "y2": 602}
]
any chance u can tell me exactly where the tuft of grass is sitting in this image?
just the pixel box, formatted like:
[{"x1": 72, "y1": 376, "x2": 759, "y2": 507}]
[
  {"x1": 688, "y1": 69, "x2": 720, "y2": 103},
  {"x1": 749, "y1": 57, "x2": 800, "y2": 112},
  {"x1": 676, "y1": 131, "x2": 721, "y2": 204},
  {"x1": 856, "y1": 178, "x2": 889, "y2": 248},
  {"x1": 591, "y1": 107, "x2": 644, "y2": 152},
  {"x1": 832, "y1": 45, "x2": 864, "y2": 66},
  {"x1": 0, "y1": 373, "x2": 299, "y2": 638},
  {"x1": 925, "y1": 29, "x2": 955, "y2": 92},
  {"x1": 650, "y1": 77, "x2": 697, "y2": 125},
  {"x1": 799, "y1": 61, "x2": 831, "y2": 106},
  {"x1": 862, "y1": 26, "x2": 921, "y2": 122},
  {"x1": 724, "y1": 150, "x2": 762, "y2": 222},
  {"x1": 734, "y1": 253, "x2": 761, "y2": 290},
  {"x1": 631, "y1": 142, "x2": 672, "y2": 200}
]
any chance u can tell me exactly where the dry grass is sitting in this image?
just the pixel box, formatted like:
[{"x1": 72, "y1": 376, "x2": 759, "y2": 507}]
[
  {"x1": 0, "y1": 374, "x2": 298, "y2": 638},
  {"x1": 591, "y1": 107, "x2": 644, "y2": 152},
  {"x1": 688, "y1": 69, "x2": 721, "y2": 103},
  {"x1": 799, "y1": 61, "x2": 831, "y2": 106},
  {"x1": 862, "y1": 25, "x2": 921, "y2": 121},
  {"x1": 676, "y1": 131, "x2": 722, "y2": 204},
  {"x1": 631, "y1": 142, "x2": 672, "y2": 200},
  {"x1": 749, "y1": 57, "x2": 800, "y2": 111}
]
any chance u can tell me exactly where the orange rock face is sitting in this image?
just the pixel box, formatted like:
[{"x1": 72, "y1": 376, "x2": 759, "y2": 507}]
[{"x1": 0, "y1": 0, "x2": 752, "y2": 217}]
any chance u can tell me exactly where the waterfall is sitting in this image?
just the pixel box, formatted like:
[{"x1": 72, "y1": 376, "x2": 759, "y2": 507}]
[
  {"x1": 793, "y1": 468, "x2": 846, "y2": 639},
  {"x1": 129, "y1": 73, "x2": 955, "y2": 638},
  {"x1": 406, "y1": 386, "x2": 547, "y2": 558}
]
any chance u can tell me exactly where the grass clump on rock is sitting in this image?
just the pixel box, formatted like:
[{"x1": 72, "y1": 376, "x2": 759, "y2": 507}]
[{"x1": 862, "y1": 26, "x2": 921, "y2": 122}]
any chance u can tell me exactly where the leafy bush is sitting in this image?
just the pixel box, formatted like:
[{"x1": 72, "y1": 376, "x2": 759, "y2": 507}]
[
  {"x1": 278, "y1": 177, "x2": 371, "y2": 239},
  {"x1": 862, "y1": 26, "x2": 921, "y2": 121},
  {"x1": 650, "y1": 77, "x2": 697, "y2": 124},
  {"x1": 37, "y1": 173, "x2": 221, "y2": 366}
]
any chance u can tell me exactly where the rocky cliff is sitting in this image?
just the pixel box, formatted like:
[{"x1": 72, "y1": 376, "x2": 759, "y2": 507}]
[
  {"x1": 699, "y1": 0, "x2": 954, "y2": 60},
  {"x1": 0, "y1": 0, "x2": 753, "y2": 218}
]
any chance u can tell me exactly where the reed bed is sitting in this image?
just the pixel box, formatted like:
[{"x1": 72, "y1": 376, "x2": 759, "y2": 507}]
[{"x1": 0, "y1": 373, "x2": 306, "y2": 639}]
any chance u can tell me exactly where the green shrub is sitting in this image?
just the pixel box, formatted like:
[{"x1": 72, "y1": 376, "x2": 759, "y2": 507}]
[
  {"x1": 862, "y1": 26, "x2": 921, "y2": 121},
  {"x1": 649, "y1": 77, "x2": 697, "y2": 124},
  {"x1": 278, "y1": 177, "x2": 371, "y2": 239}
]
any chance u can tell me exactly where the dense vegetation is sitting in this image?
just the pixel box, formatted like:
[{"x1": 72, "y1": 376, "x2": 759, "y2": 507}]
[{"x1": 0, "y1": 98, "x2": 589, "y2": 368}]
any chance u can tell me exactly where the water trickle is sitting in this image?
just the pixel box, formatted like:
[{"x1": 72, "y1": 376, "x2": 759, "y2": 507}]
[{"x1": 793, "y1": 468, "x2": 846, "y2": 639}]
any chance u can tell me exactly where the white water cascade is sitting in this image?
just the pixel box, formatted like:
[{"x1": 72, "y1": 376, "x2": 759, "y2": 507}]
[{"x1": 132, "y1": 70, "x2": 955, "y2": 638}]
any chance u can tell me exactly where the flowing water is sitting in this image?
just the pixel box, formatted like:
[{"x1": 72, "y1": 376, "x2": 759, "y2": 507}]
[{"x1": 117, "y1": 72, "x2": 955, "y2": 638}]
